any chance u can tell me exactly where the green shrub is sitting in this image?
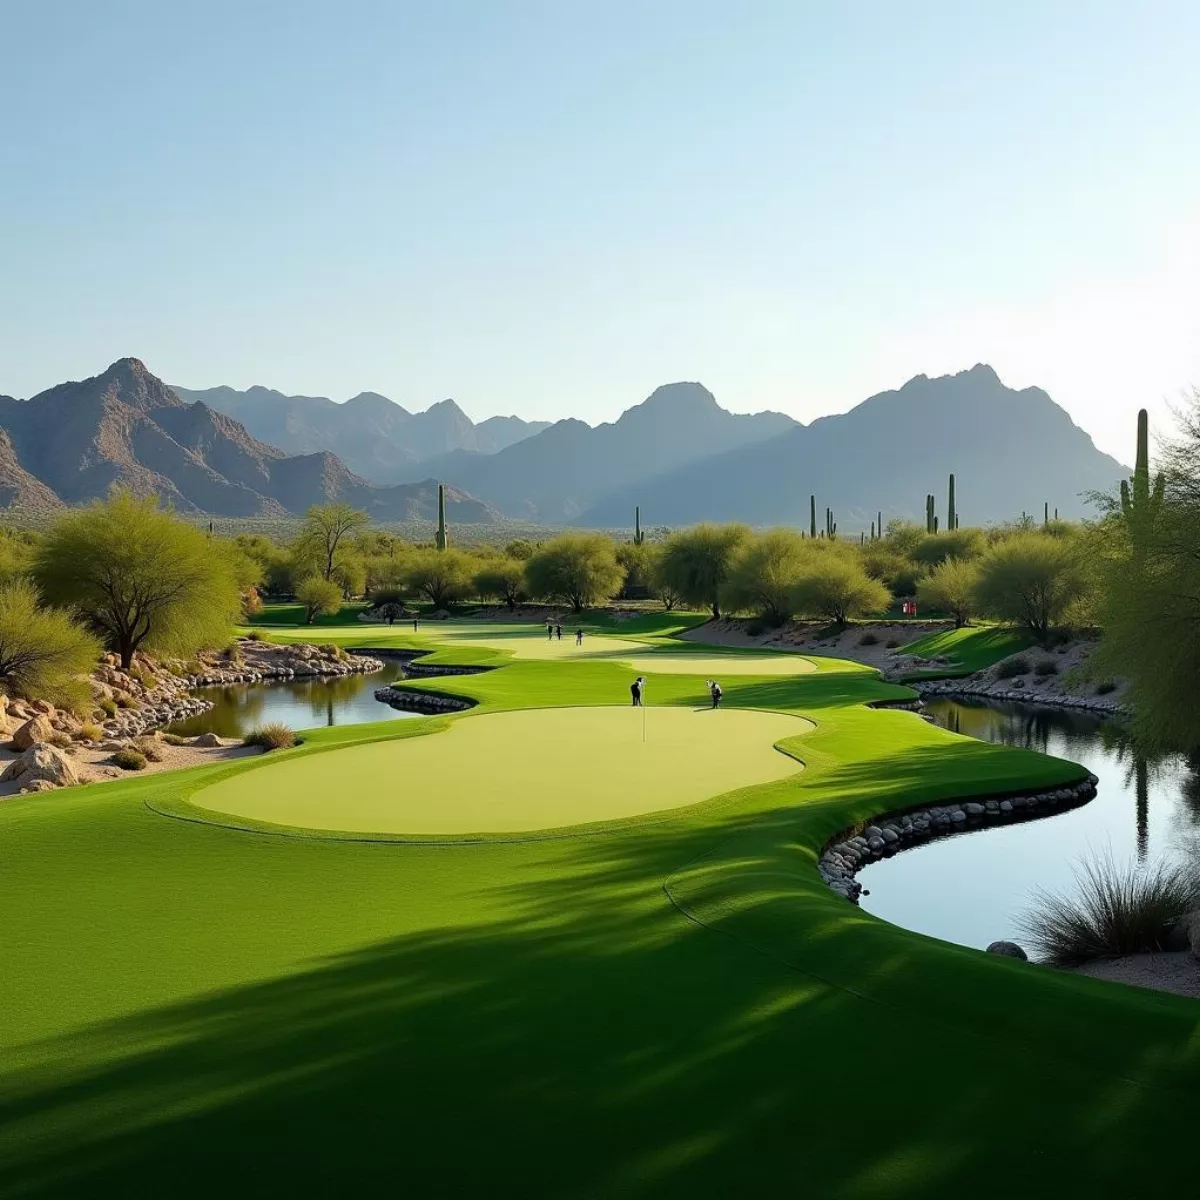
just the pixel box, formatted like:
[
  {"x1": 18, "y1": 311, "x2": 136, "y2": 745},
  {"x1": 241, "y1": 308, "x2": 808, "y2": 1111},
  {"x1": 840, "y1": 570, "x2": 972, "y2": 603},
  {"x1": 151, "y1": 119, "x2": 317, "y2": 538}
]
[
  {"x1": 75, "y1": 722, "x2": 104, "y2": 743},
  {"x1": 1034, "y1": 659, "x2": 1059, "y2": 677},
  {"x1": 744, "y1": 621, "x2": 764, "y2": 638},
  {"x1": 245, "y1": 629, "x2": 269, "y2": 642},
  {"x1": 995, "y1": 654, "x2": 1031, "y2": 679},
  {"x1": 133, "y1": 736, "x2": 164, "y2": 762},
  {"x1": 1019, "y1": 855, "x2": 1198, "y2": 966},
  {"x1": 243, "y1": 722, "x2": 297, "y2": 751},
  {"x1": 1095, "y1": 679, "x2": 1117, "y2": 695},
  {"x1": 318, "y1": 643, "x2": 346, "y2": 661},
  {"x1": 98, "y1": 697, "x2": 117, "y2": 717},
  {"x1": 885, "y1": 638, "x2": 900, "y2": 649},
  {"x1": 115, "y1": 695, "x2": 133, "y2": 709},
  {"x1": 112, "y1": 748, "x2": 148, "y2": 771},
  {"x1": 858, "y1": 632, "x2": 879, "y2": 646},
  {"x1": 161, "y1": 731, "x2": 191, "y2": 746}
]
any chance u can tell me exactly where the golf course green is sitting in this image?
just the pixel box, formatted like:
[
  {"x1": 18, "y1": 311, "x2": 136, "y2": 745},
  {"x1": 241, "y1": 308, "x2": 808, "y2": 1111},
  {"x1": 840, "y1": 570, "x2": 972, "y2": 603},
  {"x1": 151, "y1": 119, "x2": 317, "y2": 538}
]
[
  {"x1": 192, "y1": 706, "x2": 812, "y2": 835},
  {"x1": 2, "y1": 613, "x2": 1197, "y2": 1198}
]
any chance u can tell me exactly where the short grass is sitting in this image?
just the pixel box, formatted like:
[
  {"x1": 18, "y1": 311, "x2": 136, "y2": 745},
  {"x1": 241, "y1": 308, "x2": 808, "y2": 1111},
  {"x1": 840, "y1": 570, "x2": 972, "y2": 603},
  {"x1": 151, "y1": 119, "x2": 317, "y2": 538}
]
[
  {"x1": 2, "y1": 617, "x2": 1197, "y2": 1198},
  {"x1": 193, "y1": 706, "x2": 813, "y2": 836},
  {"x1": 901, "y1": 624, "x2": 1032, "y2": 678}
]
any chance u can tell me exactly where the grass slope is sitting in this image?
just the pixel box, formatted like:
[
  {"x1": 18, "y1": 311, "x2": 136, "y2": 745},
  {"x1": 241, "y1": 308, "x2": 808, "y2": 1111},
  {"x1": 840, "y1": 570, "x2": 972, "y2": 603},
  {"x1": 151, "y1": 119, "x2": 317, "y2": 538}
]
[
  {"x1": 1, "y1": 613, "x2": 1196, "y2": 1198},
  {"x1": 901, "y1": 624, "x2": 1032, "y2": 678}
]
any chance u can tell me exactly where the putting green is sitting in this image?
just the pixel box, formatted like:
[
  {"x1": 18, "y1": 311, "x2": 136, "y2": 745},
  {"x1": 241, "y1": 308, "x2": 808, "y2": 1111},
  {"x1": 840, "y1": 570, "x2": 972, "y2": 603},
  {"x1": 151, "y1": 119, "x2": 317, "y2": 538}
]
[
  {"x1": 418, "y1": 625, "x2": 817, "y2": 674},
  {"x1": 193, "y1": 706, "x2": 812, "y2": 835}
]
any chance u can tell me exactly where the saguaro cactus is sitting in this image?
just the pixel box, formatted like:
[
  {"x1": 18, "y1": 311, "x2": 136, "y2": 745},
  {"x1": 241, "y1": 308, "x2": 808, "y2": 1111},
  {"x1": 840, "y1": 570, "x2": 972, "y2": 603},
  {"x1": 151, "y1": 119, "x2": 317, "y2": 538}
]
[
  {"x1": 1120, "y1": 408, "x2": 1164, "y2": 547},
  {"x1": 810, "y1": 495, "x2": 817, "y2": 539},
  {"x1": 947, "y1": 474, "x2": 956, "y2": 533},
  {"x1": 633, "y1": 506, "x2": 645, "y2": 546},
  {"x1": 877, "y1": 511, "x2": 883, "y2": 540},
  {"x1": 435, "y1": 482, "x2": 448, "y2": 552}
]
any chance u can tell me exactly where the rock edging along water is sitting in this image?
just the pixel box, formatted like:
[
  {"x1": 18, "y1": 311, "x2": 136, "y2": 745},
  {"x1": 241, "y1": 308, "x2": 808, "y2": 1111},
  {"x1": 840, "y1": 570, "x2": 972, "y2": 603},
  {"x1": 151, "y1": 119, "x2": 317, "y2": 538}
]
[
  {"x1": 913, "y1": 678, "x2": 1128, "y2": 716},
  {"x1": 373, "y1": 684, "x2": 477, "y2": 715},
  {"x1": 818, "y1": 774, "x2": 1100, "y2": 904}
]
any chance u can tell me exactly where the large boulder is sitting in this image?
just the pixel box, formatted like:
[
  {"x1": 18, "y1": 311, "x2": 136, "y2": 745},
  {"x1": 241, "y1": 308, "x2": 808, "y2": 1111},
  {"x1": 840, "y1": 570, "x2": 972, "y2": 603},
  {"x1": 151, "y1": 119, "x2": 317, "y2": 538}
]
[
  {"x1": 1, "y1": 743, "x2": 80, "y2": 789},
  {"x1": 192, "y1": 732, "x2": 222, "y2": 748},
  {"x1": 986, "y1": 941, "x2": 1028, "y2": 961},
  {"x1": 11, "y1": 714, "x2": 54, "y2": 751}
]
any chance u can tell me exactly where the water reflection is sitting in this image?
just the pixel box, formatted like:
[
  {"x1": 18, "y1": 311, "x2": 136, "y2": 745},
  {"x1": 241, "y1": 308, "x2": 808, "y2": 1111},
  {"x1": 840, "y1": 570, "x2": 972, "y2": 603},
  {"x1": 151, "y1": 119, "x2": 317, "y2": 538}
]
[
  {"x1": 858, "y1": 698, "x2": 1200, "y2": 949},
  {"x1": 167, "y1": 660, "x2": 419, "y2": 738}
]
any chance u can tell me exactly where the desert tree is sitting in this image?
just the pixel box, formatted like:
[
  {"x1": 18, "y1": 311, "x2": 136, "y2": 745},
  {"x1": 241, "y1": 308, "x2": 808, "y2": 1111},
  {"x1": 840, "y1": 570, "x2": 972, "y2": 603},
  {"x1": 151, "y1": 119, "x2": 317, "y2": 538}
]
[
  {"x1": 917, "y1": 556, "x2": 981, "y2": 628},
  {"x1": 524, "y1": 534, "x2": 624, "y2": 612},
  {"x1": 655, "y1": 523, "x2": 750, "y2": 618},
  {"x1": 405, "y1": 548, "x2": 475, "y2": 611},
  {"x1": 0, "y1": 580, "x2": 101, "y2": 707},
  {"x1": 973, "y1": 531, "x2": 1087, "y2": 642},
  {"x1": 295, "y1": 575, "x2": 344, "y2": 625},
  {"x1": 34, "y1": 491, "x2": 241, "y2": 669},
  {"x1": 791, "y1": 554, "x2": 890, "y2": 627},
  {"x1": 294, "y1": 503, "x2": 370, "y2": 582}
]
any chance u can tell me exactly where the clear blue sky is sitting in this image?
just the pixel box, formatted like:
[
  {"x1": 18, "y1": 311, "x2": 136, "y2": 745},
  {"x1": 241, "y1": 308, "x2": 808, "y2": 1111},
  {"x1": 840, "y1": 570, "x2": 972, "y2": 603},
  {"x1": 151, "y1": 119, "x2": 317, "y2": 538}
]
[{"x1": 2, "y1": 0, "x2": 1197, "y2": 459}]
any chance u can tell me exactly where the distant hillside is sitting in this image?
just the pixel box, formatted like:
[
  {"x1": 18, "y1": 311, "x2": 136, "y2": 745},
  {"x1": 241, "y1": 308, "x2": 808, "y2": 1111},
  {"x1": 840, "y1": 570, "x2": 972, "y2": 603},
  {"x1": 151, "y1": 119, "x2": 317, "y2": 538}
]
[
  {"x1": 173, "y1": 383, "x2": 550, "y2": 484},
  {"x1": 415, "y1": 382, "x2": 798, "y2": 521},
  {"x1": 0, "y1": 360, "x2": 498, "y2": 523},
  {"x1": 579, "y1": 366, "x2": 1128, "y2": 529}
]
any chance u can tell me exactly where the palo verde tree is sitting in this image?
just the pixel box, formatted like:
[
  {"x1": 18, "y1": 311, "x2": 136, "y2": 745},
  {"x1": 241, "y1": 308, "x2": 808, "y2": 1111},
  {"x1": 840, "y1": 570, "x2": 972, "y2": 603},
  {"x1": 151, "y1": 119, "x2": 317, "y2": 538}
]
[
  {"x1": 524, "y1": 533, "x2": 624, "y2": 612},
  {"x1": 294, "y1": 503, "x2": 370, "y2": 582},
  {"x1": 722, "y1": 529, "x2": 811, "y2": 626},
  {"x1": 473, "y1": 556, "x2": 527, "y2": 610},
  {"x1": 917, "y1": 556, "x2": 981, "y2": 628},
  {"x1": 404, "y1": 548, "x2": 475, "y2": 610},
  {"x1": 34, "y1": 492, "x2": 242, "y2": 670},
  {"x1": 655, "y1": 523, "x2": 749, "y2": 618},
  {"x1": 791, "y1": 553, "x2": 890, "y2": 627},
  {"x1": 1097, "y1": 390, "x2": 1200, "y2": 753},
  {"x1": 295, "y1": 575, "x2": 343, "y2": 625},
  {"x1": 0, "y1": 580, "x2": 101, "y2": 707},
  {"x1": 973, "y1": 531, "x2": 1087, "y2": 642}
]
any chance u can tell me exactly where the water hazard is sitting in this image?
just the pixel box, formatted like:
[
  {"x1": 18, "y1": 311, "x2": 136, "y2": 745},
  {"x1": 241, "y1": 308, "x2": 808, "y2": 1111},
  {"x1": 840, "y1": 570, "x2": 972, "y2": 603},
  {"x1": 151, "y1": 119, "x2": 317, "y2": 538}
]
[
  {"x1": 858, "y1": 698, "x2": 1200, "y2": 950},
  {"x1": 167, "y1": 657, "x2": 421, "y2": 738}
]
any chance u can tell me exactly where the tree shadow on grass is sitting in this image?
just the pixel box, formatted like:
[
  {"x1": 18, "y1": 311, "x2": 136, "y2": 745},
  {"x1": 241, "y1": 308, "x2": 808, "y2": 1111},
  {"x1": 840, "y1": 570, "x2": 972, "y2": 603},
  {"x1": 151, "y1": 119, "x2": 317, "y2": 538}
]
[{"x1": 3, "y1": 765, "x2": 1199, "y2": 1199}]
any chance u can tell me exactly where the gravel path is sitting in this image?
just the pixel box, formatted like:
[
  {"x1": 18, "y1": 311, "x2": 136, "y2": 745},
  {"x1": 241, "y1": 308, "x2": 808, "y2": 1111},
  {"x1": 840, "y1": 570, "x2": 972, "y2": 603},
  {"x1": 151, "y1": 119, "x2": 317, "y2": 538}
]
[{"x1": 1073, "y1": 952, "x2": 1200, "y2": 1000}]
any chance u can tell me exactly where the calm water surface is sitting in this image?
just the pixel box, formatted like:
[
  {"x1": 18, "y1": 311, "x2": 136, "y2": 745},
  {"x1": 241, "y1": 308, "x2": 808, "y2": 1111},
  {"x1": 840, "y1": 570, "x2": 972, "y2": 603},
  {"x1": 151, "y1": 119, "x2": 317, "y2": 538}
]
[
  {"x1": 167, "y1": 659, "x2": 420, "y2": 738},
  {"x1": 858, "y1": 699, "x2": 1200, "y2": 951}
]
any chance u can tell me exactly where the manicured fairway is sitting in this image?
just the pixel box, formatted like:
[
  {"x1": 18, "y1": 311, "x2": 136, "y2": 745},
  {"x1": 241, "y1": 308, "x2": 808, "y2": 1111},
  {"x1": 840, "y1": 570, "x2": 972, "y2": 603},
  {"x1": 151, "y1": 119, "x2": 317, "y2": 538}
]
[
  {"x1": 384, "y1": 623, "x2": 817, "y2": 674},
  {"x1": 192, "y1": 706, "x2": 812, "y2": 835},
  {"x1": 3, "y1": 611, "x2": 1198, "y2": 1199}
]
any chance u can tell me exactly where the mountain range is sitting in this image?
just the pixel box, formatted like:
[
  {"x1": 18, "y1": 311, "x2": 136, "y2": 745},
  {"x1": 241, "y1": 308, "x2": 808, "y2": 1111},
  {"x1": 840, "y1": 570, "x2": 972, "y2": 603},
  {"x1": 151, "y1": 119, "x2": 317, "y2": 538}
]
[
  {"x1": 0, "y1": 359, "x2": 494, "y2": 523},
  {"x1": 171, "y1": 384, "x2": 551, "y2": 484},
  {"x1": 0, "y1": 359, "x2": 1130, "y2": 531},
  {"x1": 577, "y1": 366, "x2": 1130, "y2": 529}
]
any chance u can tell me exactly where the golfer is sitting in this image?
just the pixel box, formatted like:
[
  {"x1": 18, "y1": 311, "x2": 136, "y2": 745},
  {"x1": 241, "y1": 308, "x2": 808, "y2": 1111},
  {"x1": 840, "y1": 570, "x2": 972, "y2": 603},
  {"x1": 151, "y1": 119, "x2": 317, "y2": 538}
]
[
  {"x1": 630, "y1": 676, "x2": 646, "y2": 707},
  {"x1": 556, "y1": 623, "x2": 562, "y2": 640},
  {"x1": 547, "y1": 622, "x2": 553, "y2": 641},
  {"x1": 707, "y1": 679, "x2": 723, "y2": 709},
  {"x1": 575, "y1": 628, "x2": 583, "y2": 646}
]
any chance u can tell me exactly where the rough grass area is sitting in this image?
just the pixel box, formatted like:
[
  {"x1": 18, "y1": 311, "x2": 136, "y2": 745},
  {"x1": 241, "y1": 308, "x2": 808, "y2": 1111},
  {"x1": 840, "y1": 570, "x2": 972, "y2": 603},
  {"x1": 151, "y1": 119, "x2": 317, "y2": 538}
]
[
  {"x1": 2, "y1": 617, "x2": 1197, "y2": 1198},
  {"x1": 902, "y1": 625, "x2": 1032, "y2": 678}
]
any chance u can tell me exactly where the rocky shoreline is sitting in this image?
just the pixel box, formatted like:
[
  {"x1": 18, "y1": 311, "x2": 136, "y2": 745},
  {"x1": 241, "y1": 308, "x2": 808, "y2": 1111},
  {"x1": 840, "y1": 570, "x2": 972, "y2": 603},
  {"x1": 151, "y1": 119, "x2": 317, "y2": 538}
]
[
  {"x1": 817, "y1": 774, "x2": 1100, "y2": 904},
  {"x1": 373, "y1": 684, "x2": 477, "y2": 714},
  {"x1": 913, "y1": 677, "x2": 1127, "y2": 716}
]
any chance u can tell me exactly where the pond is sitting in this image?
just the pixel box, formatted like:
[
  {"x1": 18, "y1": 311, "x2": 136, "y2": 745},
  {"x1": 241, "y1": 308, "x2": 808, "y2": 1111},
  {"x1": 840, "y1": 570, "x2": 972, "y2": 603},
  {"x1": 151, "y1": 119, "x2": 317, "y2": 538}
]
[
  {"x1": 858, "y1": 698, "x2": 1200, "y2": 951},
  {"x1": 167, "y1": 658, "x2": 422, "y2": 738}
]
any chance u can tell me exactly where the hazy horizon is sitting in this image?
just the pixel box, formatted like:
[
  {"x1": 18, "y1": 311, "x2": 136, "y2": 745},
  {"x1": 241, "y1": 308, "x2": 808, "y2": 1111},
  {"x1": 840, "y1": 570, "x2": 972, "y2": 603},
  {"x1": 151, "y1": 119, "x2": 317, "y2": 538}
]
[{"x1": 3, "y1": 1, "x2": 1198, "y2": 461}]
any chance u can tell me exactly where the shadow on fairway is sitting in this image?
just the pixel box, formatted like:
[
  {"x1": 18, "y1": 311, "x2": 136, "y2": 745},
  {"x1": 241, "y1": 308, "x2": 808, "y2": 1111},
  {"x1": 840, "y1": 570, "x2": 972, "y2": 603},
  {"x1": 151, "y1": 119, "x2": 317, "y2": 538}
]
[{"x1": 2, "y1": 776, "x2": 1198, "y2": 1200}]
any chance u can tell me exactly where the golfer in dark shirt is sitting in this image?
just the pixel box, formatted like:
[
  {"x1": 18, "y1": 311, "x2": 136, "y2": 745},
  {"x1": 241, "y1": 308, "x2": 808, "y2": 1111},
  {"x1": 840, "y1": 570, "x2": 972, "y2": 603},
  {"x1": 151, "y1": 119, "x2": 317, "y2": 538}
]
[{"x1": 630, "y1": 677, "x2": 645, "y2": 707}]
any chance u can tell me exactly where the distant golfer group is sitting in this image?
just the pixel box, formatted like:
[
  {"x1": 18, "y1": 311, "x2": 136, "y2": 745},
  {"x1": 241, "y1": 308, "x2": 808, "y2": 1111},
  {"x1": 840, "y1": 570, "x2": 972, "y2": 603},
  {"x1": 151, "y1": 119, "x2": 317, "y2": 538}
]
[{"x1": 546, "y1": 621, "x2": 585, "y2": 647}]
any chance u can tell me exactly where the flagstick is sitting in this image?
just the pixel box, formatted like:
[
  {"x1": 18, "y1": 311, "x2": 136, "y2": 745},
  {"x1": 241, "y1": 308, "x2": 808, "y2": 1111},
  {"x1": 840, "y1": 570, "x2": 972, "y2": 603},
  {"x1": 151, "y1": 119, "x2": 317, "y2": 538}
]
[{"x1": 642, "y1": 702, "x2": 646, "y2": 743}]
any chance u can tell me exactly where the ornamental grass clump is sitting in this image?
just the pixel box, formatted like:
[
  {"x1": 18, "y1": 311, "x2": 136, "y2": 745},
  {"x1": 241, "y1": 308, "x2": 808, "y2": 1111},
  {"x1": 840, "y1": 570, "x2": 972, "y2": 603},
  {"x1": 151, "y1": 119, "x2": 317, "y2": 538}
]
[
  {"x1": 243, "y1": 723, "x2": 297, "y2": 751},
  {"x1": 1019, "y1": 854, "x2": 1198, "y2": 966}
]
